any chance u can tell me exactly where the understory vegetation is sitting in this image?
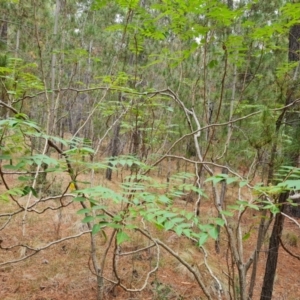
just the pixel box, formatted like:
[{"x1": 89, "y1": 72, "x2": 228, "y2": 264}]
[{"x1": 1, "y1": 0, "x2": 300, "y2": 299}]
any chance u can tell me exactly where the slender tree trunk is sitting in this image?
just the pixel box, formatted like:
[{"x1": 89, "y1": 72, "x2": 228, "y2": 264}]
[
  {"x1": 260, "y1": 193, "x2": 288, "y2": 300},
  {"x1": 227, "y1": 0, "x2": 233, "y2": 10},
  {"x1": 0, "y1": 20, "x2": 7, "y2": 50},
  {"x1": 248, "y1": 209, "x2": 271, "y2": 298},
  {"x1": 215, "y1": 167, "x2": 227, "y2": 253},
  {"x1": 49, "y1": 0, "x2": 60, "y2": 135},
  {"x1": 260, "y1": 23, "x2": 300, "y2": 300},
  {"x1": 0, "y1": 19, "x2": 8, "y2": 118},
  {"x1": 106, "y1": 121, "x2": 121, "y2": 181}
]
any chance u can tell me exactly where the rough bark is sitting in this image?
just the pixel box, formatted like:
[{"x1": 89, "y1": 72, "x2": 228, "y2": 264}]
[
  {"x1": 260, "y1": 193, "x2": 288, "y2": 300},
  {"x1": 289, "y1": 24, "x2": 300, "y2": 63},
  {"x1": 260, "y1": 24, "x2": 300, "y2": 300}
]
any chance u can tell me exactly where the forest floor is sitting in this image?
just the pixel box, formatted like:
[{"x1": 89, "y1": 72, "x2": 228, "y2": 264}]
[{"x1": 1, "y1": 166, "x2": 300, "y2": 300}]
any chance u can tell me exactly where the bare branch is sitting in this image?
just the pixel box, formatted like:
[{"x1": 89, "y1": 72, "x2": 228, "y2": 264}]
[
  {"x1": 279, "y1": 237, "x2": 300, "y2": 260},
  {"x1": 0, "y1": 215, "x2": 12, "y2": 231},
  {"x1": 201, "y1": 246, "x2": 223, "y2": 299},
  {"x1": 22, "y1": 138, "x2": 49, "y2": 235},
  {"x1": 281, "y1": 211, "x2": 300, "y2": 230},
  {"x1": 112, "y1": 230, "x2": 160, "y2": 293},
  {"x1": 117, "y1": 243, "x2": 156, "y2": 256},
  {"x1": 0, "y1": 230, "x2": 90, "y2": 267},
  {"x1": 135, "y1": 228, "x2": 212, "y2": 299}
]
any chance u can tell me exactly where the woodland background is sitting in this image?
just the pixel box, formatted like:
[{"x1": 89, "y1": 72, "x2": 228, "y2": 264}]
[{"x1": 1, "y1": 0, "x2": 300, "y2": 299}]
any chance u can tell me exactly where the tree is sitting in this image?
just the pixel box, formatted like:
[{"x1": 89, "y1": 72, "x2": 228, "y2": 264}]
[
  {"x1": 261, "y1": 20, "x2": 300, "y2": 300},
  {"x1": 2, "y1": 1, "x2": 300, "y2": 299}
]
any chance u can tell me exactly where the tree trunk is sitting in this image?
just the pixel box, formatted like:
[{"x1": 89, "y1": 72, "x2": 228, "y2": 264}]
[
  {"x1": 260, "y1": 193, "x2": 288, "y2": 300},
  {"x1": 106, "y1": 122, "x2": 121, "y2": 181},
  {"x1": 49, "y1": 0, "x2": 60, "y2": 135},
  {"x1": 215, "y1": 167, "x2": 228, "y2": 253},
  {"x1": 288, "y1": 24, "x2": 300, "y2": 63},
  {"x1": 0, "y1": 20, "x2": 7, "y2": 50},
  {"x1": 260, "y1": 23, "x2": 300, "y2": 300}
]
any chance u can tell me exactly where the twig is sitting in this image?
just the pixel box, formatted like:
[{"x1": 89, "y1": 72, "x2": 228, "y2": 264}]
[
  {"x1": 279, "y1": 236, "x2": 300, "y2": 260},
  {"x1": 0, "y1": 164, "x2": 23, "y2": 209},
  {"x1": 135, "y1": 228, "x2": 212, "y2": 299},
  {"x1": 0, "y1": 215, "x2": 12, "y2": 231},
  {"x1": 22, "y1": 138, "x2": 48, "y2": 236},
  {"x1": 27, "y1": 200, "x2": 73, "y2": 214},
  {"x1": 117, "y1": 243, "x2": 156, "y2": 256},
  {"x1": 201, "y1": 246, "x2": 223, "y2": 299},
  {"x1": 112, "y1": 230, "x2": 160, "y2": 292},
  {"x1": 281, "y1": 211, "x2": 300, "y2": 230},
  {"x1": 0, "y1": 230, "x2": 90, "y2": 266}
]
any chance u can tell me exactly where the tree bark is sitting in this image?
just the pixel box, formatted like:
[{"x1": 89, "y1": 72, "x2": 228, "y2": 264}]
[
  {"x1": 49, "y1": 0, "x2": 60, "y2": 135},
  {"x1": 289, "y1": 24, "x2": 300, "y2": 63},
  {"x1": 0, "y1": 20, "x2": 7, "y2": 50},
  {"x1": 260, "y1": 23, "x2": 300, "y2": 300},
  {"x1": 106, "y1": 122, "x2": 121, "y2": 181},
  {"x1": 260, "y1": 193, "x2": 288, "y2": 300}
]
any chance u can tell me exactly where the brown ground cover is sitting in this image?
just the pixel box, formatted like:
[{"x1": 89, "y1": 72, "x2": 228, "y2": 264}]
[{"x1": 1, "y1": 168, "x2": 300, "y2": 300}]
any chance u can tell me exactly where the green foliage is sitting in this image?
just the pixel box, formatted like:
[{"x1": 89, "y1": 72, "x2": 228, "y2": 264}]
[
  {"x1": 0, "y1": 57, "x2": 43, "y2": 98},
  {"x1": 274, "y1": 166, "x2": 300, "y2": 186},
  {"x1": 205, "y1": 173, "x2": 239, "y2": 186},
  {"x1": 206, "y1": 168, "x2": 300, "y2": 218},
  {"x1": 3, "y1": 0, "x2": 300, "y2": 298},
  {"x1": 0, "y1": 187, "x2": 25, "y2": 202},
  {"x1": 70, "y1": 156, "x2": 223, "y2": 246}
]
